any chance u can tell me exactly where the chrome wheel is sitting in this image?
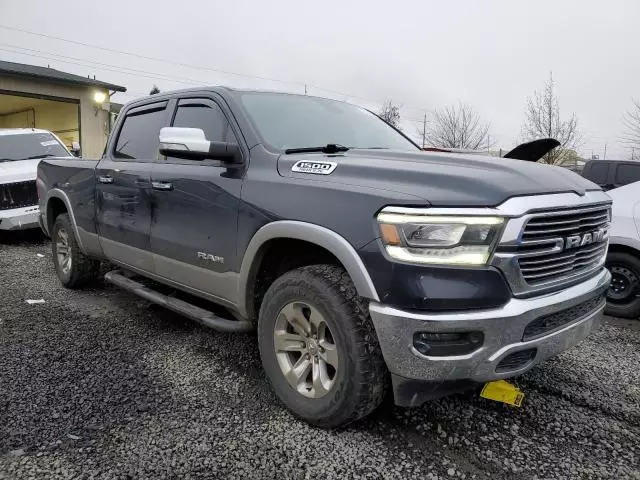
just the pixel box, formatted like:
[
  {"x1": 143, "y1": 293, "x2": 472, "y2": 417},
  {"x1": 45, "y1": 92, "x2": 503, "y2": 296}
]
[
  {"x1": 56, "y1": 228, "x2": 72, "y2": 275},
  {"x1": 273, "y1": 301, "x2": 339, "y2": 399}
]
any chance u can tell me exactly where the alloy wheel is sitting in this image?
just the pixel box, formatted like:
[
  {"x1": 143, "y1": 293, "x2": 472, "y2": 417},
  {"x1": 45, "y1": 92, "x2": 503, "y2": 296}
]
[
  {"x1": 56, "y1": 227, "x2": 72, "y2": 275},
  {"x1": 273, "y1": 301, "x2": 339, "y2": 398}
]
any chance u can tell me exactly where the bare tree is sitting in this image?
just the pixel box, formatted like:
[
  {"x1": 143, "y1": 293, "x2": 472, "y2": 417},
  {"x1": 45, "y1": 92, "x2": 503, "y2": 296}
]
[
  {"x1": 521, "y1": 73, "x2": 580, "y2": 165},
  {"x1": 149, "y1": 85, "x2": 161, "y2": 95},
  {"x1": 379, "y1": 100, "x2": 401, "y2": 128},
  {"x1": 425, "y1": 102, "x2": 491, "y2": 150},
  {"x1": 622, "y1": 98, "x2": 640, "y2": 160}
]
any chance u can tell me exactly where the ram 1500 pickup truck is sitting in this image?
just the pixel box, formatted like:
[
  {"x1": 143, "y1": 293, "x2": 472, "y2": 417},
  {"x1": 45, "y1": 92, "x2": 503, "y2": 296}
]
[{"x1": 38, "y1": 87, "x2": 612, "y2": 427}]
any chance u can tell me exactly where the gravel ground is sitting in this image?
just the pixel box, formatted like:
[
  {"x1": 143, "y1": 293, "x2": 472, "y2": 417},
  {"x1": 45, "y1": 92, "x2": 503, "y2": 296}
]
[{"x1": 0, "y1": 232, "x2": 638, "y2": 480}]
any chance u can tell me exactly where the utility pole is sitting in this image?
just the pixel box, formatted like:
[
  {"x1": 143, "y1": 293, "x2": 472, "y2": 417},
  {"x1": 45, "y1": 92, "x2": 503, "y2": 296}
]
[
  {"x1": 421, "y1": 113, "x2": 427, "y2": 149},
  {"x1": 487, "y1": 134, "x2": 491, "y2": 153},
  {"x1": 604, "y1": 144, "x2": 607, "y2": 160},
  {"x1": 304, "y1": 84, "x2": 307, "y2": 95}
]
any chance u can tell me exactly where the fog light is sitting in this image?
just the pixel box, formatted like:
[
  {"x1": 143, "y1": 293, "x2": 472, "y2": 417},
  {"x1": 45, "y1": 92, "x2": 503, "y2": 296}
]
[{"x1": 413, "y1": 331, "x2": 484, "y2": 357}]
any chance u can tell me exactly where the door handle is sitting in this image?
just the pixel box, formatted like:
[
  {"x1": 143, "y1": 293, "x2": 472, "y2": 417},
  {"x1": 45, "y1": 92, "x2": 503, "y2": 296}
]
[
  {"x1": 152, "y1": 181, "x2": 173, "y2": 191},
  {"x1": 98, "y1": 175, "x2": 114, "y2": 184}
]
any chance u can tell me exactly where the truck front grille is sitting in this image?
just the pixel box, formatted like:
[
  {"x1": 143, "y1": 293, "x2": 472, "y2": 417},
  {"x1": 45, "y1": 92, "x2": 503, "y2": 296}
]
[
  {"x1": 521, "y1": 206, "x2": 611, "y2": 241},
  {"x1": 517, "y1": 205, "x2": 610, "y2": 286},
  {"x1": 518, "y1": 242, "x2": 608, "y2": 284},
  {"x1": 0, "y1": 180, "x2": 38, "y2": 211}
]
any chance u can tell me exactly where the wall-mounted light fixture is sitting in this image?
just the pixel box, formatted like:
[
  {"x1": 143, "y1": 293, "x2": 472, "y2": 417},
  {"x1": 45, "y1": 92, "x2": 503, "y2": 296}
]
[{"x1": 93, "y1": 91, "x2": 107, "y2": 104}]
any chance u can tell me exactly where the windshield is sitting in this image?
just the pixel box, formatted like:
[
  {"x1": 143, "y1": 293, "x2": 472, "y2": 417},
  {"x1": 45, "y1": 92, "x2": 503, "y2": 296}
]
[
  {"x1": 0, "y1": 132, "x2": 70, "y2": 162},
  {"x1": 240, "y1": 92, "x2": 419, "y2": 152}
]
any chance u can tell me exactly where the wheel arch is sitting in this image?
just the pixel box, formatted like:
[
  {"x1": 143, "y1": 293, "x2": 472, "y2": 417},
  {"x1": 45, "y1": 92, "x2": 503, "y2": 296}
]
[
  {"x1": 237, "y1": 221, "x2": 380, "y2": 320},
  {"x1": 44, "y1": 189, "x2": 85, "y2": 252},
  {"x1": 608, "y1": 237, "x2": 640, "y2": 258}
]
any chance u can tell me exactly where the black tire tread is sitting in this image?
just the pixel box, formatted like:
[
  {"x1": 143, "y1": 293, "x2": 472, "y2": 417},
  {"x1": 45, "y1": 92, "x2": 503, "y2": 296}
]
[
  {"x1": 259, "y1": 264, "x2": 389, "y2": 428},
  {"x1": 605, "y1": 251, "x2": 640, "y2": 319},
  {"x1": 53, "y1": 214, "x2": 100, "y2": 289}
]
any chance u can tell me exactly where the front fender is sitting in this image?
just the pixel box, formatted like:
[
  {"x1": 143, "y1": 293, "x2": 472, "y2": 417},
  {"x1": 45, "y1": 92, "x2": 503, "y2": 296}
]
[{"x1": 237, "y1": 220, "x2": 380, "y2": 318}]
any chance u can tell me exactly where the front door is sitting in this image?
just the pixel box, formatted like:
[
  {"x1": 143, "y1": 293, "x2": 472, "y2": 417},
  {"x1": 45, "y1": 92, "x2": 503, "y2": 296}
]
[
  {"x1": 96, "y1": 101, "x2": 170, "y2": 272},
  {"x1": 149, "y1": 97, "x2": 244, "y2": 305}
]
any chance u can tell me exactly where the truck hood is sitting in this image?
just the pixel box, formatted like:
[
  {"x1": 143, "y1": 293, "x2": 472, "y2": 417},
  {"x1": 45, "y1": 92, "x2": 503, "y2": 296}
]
[
  {"x1": 277, "y1": 149, "x2": 600, "y2": 206},
  {"x1": 0, "y1": 159, "x2": 39, "y2": 184}
]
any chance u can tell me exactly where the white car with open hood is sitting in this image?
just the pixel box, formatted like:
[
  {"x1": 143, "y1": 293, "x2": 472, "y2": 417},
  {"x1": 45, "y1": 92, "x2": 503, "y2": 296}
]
[{"x1": 0, "y1": 129, "x2": 72, "y2": 232}]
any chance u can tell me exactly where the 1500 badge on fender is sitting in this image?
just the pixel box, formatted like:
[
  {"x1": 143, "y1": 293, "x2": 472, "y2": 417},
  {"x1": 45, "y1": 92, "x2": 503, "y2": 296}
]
[{"x1": 291, "y1": 160, "x2": 337, "y2": 175}]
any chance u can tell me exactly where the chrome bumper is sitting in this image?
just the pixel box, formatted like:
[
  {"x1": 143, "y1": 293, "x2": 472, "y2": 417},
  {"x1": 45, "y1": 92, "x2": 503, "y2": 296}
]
[
  {"x1": 369, "y1": 268, "x2": 610, "y2": 385},
  {"x1": 0, "y1": 205, "x2": 40, "y2": 231}
]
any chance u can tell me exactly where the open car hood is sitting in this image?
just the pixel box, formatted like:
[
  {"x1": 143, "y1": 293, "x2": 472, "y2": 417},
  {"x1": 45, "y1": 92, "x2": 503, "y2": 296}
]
[{"x1": 504, "y1": 138, "x2": 561, "y2": 162}]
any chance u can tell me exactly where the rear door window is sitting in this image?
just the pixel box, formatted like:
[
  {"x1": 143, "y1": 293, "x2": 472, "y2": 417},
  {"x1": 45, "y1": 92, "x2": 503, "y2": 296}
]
[
  {"x1": 171, "y1": 101, "x2": 237, "y2": 142},
  {"x1": 586, "y1": 162, "x2": 609, "y2": 184},
  {"x1": 114, "y1": 104, "x2": 167, "y2": 160},
  {"x1": 164, "y1": 100, "x2": 238, "y2": 163},
  {"x1": 615, "y1": 163, "x2": 640, "y2": 186}
]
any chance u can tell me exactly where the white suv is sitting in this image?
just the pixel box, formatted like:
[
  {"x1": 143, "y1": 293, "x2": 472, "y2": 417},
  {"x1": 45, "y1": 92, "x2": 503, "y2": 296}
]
[
  {"x1": 0, "y1": 129, "x2": 72, "y2": 233},
  {"x1": 607, "y1": 180, "x2": 640, "y2": 318}
]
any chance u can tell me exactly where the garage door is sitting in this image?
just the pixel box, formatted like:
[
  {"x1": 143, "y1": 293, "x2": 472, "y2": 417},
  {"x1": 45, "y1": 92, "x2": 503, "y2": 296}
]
[{"x1": 0, "y1": 92, "x2": 80, "y2": 149}]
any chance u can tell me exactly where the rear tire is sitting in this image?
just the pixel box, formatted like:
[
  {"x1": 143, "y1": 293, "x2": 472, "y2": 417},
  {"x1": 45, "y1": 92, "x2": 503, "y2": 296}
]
[
  {"x1": 258, "y1": 264, "x2": 388, "y2": 428},
  {"x1": 52, "y1": 213, "x2": 100, "y2": 289},
  {"x1": 605, "y1": 251, "x2": 640, "y2": 319}
]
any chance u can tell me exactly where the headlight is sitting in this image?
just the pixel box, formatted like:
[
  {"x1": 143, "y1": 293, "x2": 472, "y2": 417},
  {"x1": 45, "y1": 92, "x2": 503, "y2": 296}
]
[{"x1": 377, "y1": 212, "x2": 504, "y2": 266}]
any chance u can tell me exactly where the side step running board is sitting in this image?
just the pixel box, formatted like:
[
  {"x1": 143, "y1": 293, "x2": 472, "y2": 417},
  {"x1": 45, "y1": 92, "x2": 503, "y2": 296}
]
[{"x1": 104, "y1": 270, "x2": 253, "y2": 333}]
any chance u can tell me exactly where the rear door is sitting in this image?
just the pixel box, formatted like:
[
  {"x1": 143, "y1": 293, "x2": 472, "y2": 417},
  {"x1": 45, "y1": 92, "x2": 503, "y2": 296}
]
[
  {"x1": 149, "y1": 97, "x2": 245, "y2": 304},
  {"x1": 96, "y1": 101, "x2": 170, "y2": 272}
]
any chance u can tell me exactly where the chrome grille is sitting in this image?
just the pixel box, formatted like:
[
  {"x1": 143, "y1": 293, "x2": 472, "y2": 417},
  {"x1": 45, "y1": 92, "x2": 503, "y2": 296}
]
[
  {"x1": 0, "y1": 180, "x2": 38, "y2": 211},
  {"x1": 522, "y1": 207, "x2": 611, "y2": 241},
  {"x1": 519, "y1": 242, "x2": 608, "y2": 284},
  {"x1": 492, "y1": 199, "x2": 612, "y2": 296},
  {"x1": 517, "y1": 205, "x2": 610, "y2": 286}
]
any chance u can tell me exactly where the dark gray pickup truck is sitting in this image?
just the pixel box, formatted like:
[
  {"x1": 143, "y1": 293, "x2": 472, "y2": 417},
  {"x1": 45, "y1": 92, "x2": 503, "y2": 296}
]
[{"x1": 37, "y1": 87, "x2": 611, "y2": 427}]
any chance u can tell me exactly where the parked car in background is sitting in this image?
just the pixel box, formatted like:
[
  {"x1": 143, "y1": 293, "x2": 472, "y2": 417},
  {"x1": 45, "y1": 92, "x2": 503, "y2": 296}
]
[
  {"x1": 582, "y1": 159, "x2": 640, "y2": 191},
  {"x1": 606, "y1": 181, "x2": 640, "y2": 318},
  {"x1": 0, "y1": 128, "x2": 72, "y2": 233}
]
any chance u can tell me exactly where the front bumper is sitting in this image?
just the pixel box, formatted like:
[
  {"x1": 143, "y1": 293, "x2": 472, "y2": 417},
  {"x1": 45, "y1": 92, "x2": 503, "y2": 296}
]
[
  {"x1": 0, "y1": 205, "x2": 40, "y2": 231},
  {"x1": 369, "y1": 268, "x2": 610, "y2": 406}
]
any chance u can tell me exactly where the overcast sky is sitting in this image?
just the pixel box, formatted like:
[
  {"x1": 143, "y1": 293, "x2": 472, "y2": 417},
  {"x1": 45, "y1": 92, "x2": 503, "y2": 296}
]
[{"x1": 2, "y1": 0, "x2": 639, "y2": 158}]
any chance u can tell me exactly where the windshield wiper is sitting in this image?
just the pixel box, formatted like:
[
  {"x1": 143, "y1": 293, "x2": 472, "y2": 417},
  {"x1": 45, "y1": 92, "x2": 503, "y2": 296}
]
[
  {"x1": 24, "y1": 154, "x2": 58, "y2": 160},
  {"x1": 285, "y1": 144, "x2": 350, "y2": 154}
]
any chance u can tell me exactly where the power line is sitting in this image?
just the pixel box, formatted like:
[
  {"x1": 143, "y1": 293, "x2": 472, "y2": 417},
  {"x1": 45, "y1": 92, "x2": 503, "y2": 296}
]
[
  {"x1": 0, "y1": 23, "x2": 430, "y2": 113},
  {"x1": 1, "y1": 45, "x2": 440, "y2": 122},
  {"x1": 0, "y1": 24, "x2": 303, "y2": 88},
  {"x1": 0, "y1": 44, "x2": 222, "y2": 89}
]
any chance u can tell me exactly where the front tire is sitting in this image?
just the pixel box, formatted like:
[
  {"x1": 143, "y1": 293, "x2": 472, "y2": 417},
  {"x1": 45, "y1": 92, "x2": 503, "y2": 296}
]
[
  {"x1": 605, "y1": 251, "x2": 640, "y2": 319},
  {"x1": 52, "y1": 214, "x2": 100, "y2": 289},
  {"x1": 258, "y1": 265, "x2": 388, "y2": 428}
]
